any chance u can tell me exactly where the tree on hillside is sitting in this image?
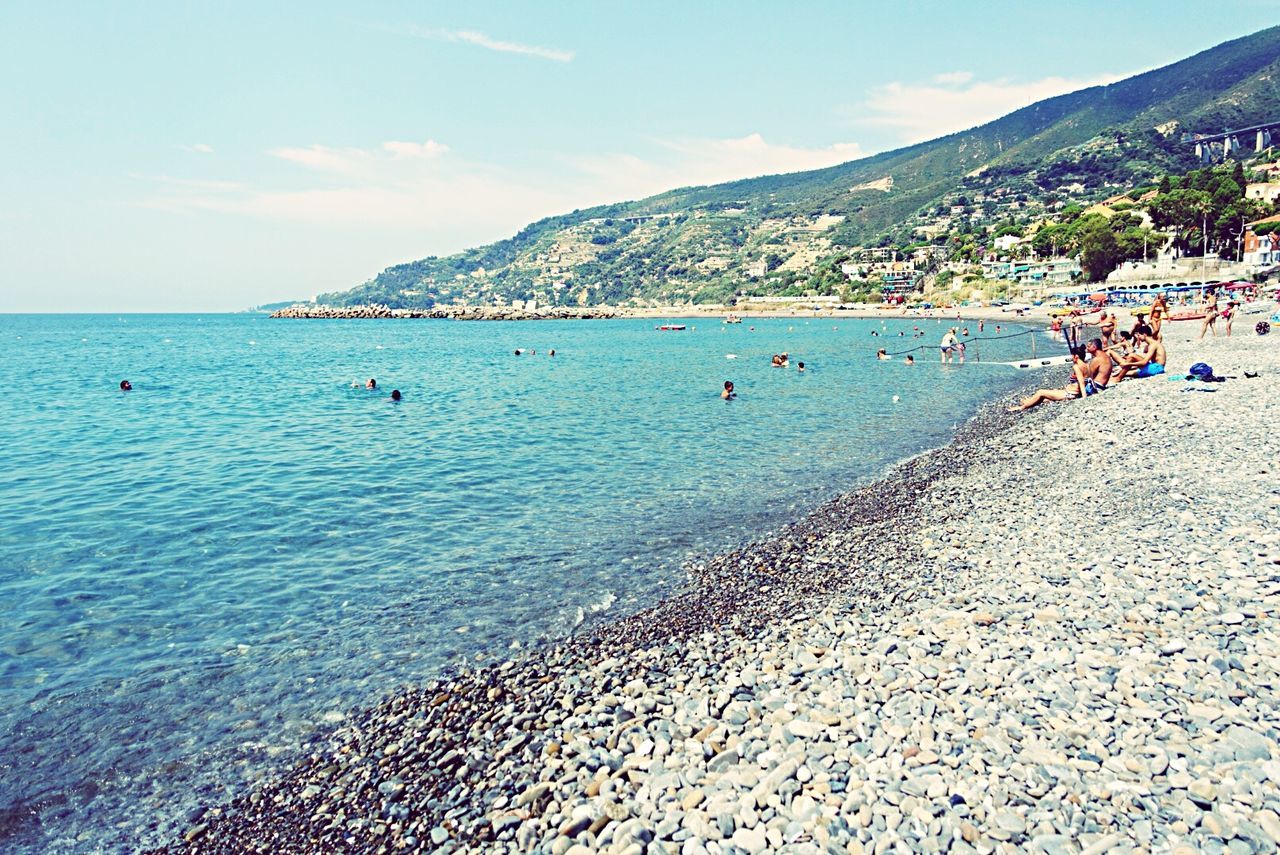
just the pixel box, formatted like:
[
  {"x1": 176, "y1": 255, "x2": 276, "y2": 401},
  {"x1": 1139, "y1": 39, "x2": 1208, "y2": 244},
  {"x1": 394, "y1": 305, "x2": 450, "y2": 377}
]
[{"x1": 1077, "y1": 217, "x2": 1122, "y2": 281}]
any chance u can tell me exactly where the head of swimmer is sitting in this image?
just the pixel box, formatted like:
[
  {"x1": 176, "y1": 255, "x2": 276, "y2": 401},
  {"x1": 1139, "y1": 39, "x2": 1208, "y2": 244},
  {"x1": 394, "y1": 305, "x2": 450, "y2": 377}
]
[
  {"x1": 119, "y1": 380, "x2": 132, "y2": 391},
  {"x1": 366, "y1": 378, "x2": 377, "y2": 389}
]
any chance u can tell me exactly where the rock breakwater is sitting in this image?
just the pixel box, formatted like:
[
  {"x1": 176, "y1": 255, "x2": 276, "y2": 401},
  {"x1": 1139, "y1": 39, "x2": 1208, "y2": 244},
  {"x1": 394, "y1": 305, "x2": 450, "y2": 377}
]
[
  {"x1": 270, "y1": 304, "x2": 622, "y2": 321},
  {"x1": 163, "y1": 332, "x2": 1280, "y2": 854}
]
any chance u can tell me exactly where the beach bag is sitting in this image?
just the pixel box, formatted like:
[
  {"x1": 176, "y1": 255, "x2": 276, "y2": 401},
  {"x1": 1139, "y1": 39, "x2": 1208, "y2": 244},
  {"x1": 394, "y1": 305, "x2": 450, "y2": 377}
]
[
  {"x1": 1188, "y1": 363, "x2": 1214, "y2": 380},
  {"x1": 1258, "y1": 321, "x2": 1271, "y2": 336}
]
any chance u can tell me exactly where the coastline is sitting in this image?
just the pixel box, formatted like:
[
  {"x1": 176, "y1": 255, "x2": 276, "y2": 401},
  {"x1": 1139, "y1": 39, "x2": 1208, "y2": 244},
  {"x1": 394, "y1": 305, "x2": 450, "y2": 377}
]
[
  {"x1": 269, "y1": 303, "x2": 1061, "y2": 325},
  {"x1": 164, "y1": 331, "x2": 1279, "y2": 854}
]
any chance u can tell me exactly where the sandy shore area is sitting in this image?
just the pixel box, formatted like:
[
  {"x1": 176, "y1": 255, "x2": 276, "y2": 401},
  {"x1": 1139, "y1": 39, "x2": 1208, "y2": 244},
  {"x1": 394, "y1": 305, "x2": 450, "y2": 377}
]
[{"x1": 163, "y1": 329, "x2": 1279, "y2": 854}]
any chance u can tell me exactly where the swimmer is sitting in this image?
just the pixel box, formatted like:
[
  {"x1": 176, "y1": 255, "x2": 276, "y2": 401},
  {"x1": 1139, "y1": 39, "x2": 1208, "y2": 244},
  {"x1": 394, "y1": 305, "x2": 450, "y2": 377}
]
[
  {"x1": 721, "y1": 380, "x2": 736, "y2": 400},
  {"x1": 514, "y1": 349, "x2": 522, "y2": 355},
  {"x1": 366, "y1": 378, "x2": 377, "y2": 389},
  {"x1": 549, "y1": 349, "x2": 555, "y2": 357},
  {"x1": 119, "y1": 380, "x2": 132, "y2": 391},
  {"x1": 904, "y1": 355, "x2": 915, "y2": 365},
  {"x1": 797, "y1": 362, "x2": 805, "y2": 372},
  {"x1": 877, "y1": 349, "x2": 889, "y2": 360},
  {"x1": 390, "y1": 389, "x2": 402, "y2": 402}
]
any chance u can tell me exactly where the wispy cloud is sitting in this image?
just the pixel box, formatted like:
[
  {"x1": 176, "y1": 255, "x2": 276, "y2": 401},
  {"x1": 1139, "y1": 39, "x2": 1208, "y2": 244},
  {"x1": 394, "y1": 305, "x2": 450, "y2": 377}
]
[
  {"x1": 136, "y1": 133, "x2": 861, "y2": 245},
  {"x1": 405, "y1": 25, "x2": 574, "y2": 63},
  {"x1": 570, "y1": 134, "x2": 864, "y2": 202},
  {"x1": 932, "y1": 71, "x2": 974, "y2": 86},
  {"x1": 180, "y1": 143, "x2": 215, "y2": 154},
  {"x1": 383, "y1": 139, "x2": 449, "y2": 159},
  {"x1": 269, "y1": 144, "x2": 371, "y2": 174},
  {"x1": 853, "y1": 71, "x2": 1128, "y2": 144}
]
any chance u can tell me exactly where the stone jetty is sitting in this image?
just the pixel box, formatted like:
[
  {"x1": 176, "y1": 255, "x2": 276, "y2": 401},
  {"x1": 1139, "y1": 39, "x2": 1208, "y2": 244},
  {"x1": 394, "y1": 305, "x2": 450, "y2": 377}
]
[
  {"x1": 163, "y1": 329, "x2": 1280, "y2": 854},
  {"x1": 270, "y1": 304, "x2": 622, "y2": 321}
]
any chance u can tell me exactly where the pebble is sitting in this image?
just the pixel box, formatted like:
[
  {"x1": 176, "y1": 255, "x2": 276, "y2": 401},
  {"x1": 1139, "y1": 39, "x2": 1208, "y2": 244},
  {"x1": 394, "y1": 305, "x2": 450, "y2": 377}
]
[{"x1": 156, "y1": 334, "x2": 1280, "y2": 855}]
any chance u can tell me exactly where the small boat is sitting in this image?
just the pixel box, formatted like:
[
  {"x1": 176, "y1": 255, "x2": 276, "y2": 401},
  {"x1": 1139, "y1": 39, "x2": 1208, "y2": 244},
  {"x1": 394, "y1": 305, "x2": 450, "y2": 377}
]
[
  {"x1": 656, "y1": 324, "x2": 687, "y2": 331},
  {"x1": 1167, "y1": 309, "x2": 1208, "y2": 322}
]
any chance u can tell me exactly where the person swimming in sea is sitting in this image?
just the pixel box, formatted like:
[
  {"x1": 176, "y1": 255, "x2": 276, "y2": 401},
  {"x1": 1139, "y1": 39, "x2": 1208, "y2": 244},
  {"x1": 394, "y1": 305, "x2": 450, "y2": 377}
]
[
  {"x1": 390, "y1": 389, "x2": 402, "y2": 402},
  {"x1": 797, "y1": 362, "x2": 805, "y2": 372},
  {"x1": 877, "y1": 349, "x2": 889, "y2": 360},
  {"x1": 119, "y1": 380, "x2": 132, "y2": 391},
  {"x1": 366, "y1": 378, "x2": 377, "y2": 389},
  {"x1": 904, "y1": 355, "x2": 915, "y2": 365},
  {"x1": 721, "y1": 380, "x2": 736, "y2": 400}
]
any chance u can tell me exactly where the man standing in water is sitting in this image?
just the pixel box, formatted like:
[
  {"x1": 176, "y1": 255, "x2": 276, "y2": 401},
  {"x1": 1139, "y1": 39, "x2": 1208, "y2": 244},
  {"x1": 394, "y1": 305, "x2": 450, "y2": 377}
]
[
  {"x1": 939, "y1": 328, "x2": 959, "y2": 363},
  {"x1": 721, "y1": 380, "x2": 736, "y2": 400}
]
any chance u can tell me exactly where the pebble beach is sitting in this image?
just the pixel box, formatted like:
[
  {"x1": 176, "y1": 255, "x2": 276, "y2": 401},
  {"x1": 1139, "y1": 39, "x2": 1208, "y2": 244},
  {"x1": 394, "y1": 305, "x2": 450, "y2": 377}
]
[{"x1": 165, "y1": 326, "x2": 1280, "y2": 855}]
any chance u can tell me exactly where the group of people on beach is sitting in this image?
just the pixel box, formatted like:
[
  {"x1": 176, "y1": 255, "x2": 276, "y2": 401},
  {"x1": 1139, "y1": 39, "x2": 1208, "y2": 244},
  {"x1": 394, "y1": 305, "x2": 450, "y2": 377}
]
[{"x1": 1015, "y1": 314, "x2": 1169, "y2": 411}]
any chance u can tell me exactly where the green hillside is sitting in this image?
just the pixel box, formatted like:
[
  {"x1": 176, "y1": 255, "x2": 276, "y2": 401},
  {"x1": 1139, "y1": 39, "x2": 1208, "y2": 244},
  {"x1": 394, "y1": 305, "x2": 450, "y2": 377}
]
[{"x1": 320, "y1": 25, "x2": 1280, "y2": 309}]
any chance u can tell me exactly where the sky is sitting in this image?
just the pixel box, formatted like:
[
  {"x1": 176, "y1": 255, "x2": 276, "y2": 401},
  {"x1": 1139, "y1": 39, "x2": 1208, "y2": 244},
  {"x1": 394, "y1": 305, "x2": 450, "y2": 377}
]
[{"x1": 0, "y1": 1, "x2": 1274, "y2": 311}]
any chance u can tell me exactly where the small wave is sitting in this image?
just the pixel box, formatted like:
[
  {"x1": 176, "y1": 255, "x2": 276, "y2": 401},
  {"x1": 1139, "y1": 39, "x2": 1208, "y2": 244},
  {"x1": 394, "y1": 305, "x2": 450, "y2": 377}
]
[{"x1": 589, "y1": 592, "x2": 617, "y2": 613}]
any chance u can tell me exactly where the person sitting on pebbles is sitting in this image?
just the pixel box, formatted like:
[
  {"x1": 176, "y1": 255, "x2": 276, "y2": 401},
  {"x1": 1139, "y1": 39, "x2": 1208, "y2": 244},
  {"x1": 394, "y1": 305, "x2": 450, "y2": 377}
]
[
  {"x1": 1109, "y1": 324, "x2": 1166, "y2": 384},
  {"x1": 1013, "y1": 340, "x2": 1111, "y2": 410}
]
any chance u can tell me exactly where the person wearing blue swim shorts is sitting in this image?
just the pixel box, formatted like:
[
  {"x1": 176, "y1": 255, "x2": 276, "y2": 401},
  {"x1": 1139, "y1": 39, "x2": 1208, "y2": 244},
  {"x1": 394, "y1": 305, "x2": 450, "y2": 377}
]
[{"x1": 1110, "y1": 325, "x2": 1167, "y2": 385}]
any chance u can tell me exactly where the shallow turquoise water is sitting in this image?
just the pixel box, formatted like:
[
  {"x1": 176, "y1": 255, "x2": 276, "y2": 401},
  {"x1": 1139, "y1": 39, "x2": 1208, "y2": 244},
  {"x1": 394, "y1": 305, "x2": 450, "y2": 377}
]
[{"x1": 0, "y1": 313, "x2": 1056, "y2": 849}]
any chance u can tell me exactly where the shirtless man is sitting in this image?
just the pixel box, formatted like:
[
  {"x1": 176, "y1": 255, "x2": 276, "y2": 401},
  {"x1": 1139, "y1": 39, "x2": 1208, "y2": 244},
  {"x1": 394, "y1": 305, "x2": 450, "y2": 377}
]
[
  {"x1": 1091, "y1": 311, "x2": 1117, "y2": 347},
  {"x1": 1080, "y1": 337, "x2": 1113, "y2": 393},
  {"x1": 1013, "y1": 340, "x2": 1111, "y2": 410},
  {"x1": 1110, "y1": 325, "x2": 1166, "y2": 383},
  {"x1": 1013, "y1": 348, "x2": 1090, "y2": 411}
]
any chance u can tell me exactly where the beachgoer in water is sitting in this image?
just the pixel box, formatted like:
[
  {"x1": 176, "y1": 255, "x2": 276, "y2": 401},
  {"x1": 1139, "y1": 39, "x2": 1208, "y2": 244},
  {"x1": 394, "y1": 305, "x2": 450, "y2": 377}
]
[
  {"x1": 797, "y1": 362, "x2": 805, "y2": 372},
  {"x1": 940, "y1": 328, "x2": 959, "y2": 363},
  {"x1": 721, "y1": 380, "x2": 736, "y2": 400},
  {"x1": 549, "y1": 349, "x2": 556, "y2": 357},
  {"x1": 961, "y1": 328, "x2": 970, "y2": 337},
  {"x1": 390, "y1": 389, "x2": 402, "y2": 401},
  {"x1": 366, "y1": 378, "x2": 377, "y2": 389},
  {"x1": 978, "y1": 320, "x2": 985, "y2": 333},
  {"x1": 876, "y1": 349, "x2": 889, "y2": 360},
  {"x1": 514, "y1": 349, "x2": 522, "y2": 355},
  {"x1": 771, "y1": 353, "x2": 783, "y2": 367},
  {"x1": 904, "y1": 355, "x2": 915, "y2": 365},
  {"x1": 119, "y1": 380, "x2": 132, "y2": 391}
]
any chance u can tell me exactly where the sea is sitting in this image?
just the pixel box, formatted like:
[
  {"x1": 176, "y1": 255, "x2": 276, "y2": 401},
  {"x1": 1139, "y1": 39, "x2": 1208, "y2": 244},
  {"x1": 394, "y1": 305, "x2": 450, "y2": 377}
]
[{"x1": 0, "y1": 312, "x2": 1061, "y2": 850}]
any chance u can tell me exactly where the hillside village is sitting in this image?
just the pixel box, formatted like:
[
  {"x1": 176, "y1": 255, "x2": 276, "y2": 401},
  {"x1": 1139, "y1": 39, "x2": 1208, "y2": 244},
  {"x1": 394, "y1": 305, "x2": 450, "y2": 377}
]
[
  {"x1": 313, "y1": 27, "x2": 1280, "y2": 312},
  {"x1": 328, "y1": 146, "x2": 1280, "y2": 314}
]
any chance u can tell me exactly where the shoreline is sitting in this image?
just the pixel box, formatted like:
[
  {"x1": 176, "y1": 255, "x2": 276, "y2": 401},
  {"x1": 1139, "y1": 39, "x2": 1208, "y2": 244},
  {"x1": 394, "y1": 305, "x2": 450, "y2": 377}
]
[
  {"x1": 167, "y1": 331, "x2": 1278, "y2": 853},
  {"x1": 269, "y1": 303, "x2": 1061, "y2": 325},
  {"x1": 158, "y1": 380, "x2": 1051, "y2": 852}
]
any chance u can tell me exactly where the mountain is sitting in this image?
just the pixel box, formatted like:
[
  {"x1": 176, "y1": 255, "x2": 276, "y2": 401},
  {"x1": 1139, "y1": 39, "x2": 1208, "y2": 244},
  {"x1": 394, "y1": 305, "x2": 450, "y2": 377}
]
[{"x1": 320, "y1": 25, "x2": 1280, "y2": 309}]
